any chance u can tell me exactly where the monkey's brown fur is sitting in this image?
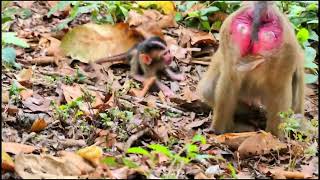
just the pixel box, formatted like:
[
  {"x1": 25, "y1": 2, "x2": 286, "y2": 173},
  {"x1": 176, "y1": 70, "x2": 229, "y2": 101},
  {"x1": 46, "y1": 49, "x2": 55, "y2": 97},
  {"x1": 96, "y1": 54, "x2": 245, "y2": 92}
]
[{"x1": 197, "y1": 2, "x2": 305, "y2": 137}]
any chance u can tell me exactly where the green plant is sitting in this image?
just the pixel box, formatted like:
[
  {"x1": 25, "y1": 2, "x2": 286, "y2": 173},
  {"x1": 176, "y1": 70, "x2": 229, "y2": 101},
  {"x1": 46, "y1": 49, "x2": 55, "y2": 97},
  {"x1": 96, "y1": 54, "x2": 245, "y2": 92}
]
[
  {"x1": 99, "y1": 107, "x2": 133, "y2": 128},
  {"x1": 51, "y1": 96, "x2": 84, "y2": 122},
  {"x1": 175, "y1": 1, "x2": 219, "y2": 31},
  {"x1": 48, "y1": 1, "x2": 134, "y2": 31},
  {"x1": 143, "y1": 107, "x2": 160, "y2": 119},
  {"x1": 279, "y1": 109, "x2": 318, "y2": 170},
  {"x1": 63, "y1": 67, "x2": 87, "y2": 84},
  {"x1": 2, "y1": 4, "x2": 31, "y2": 70},
  {"x1": 227, "y1": 163, "x2": 237, "y2": 179},
  {"x1": 126, "y1": 134, "x2": 215, "y2": 178},
  {"x1": 8, "y1": 81, "x2": 24, "y2": 104},
  {"x1": 279, "y1": 1, "x2": 318, "y2": 84},
  {"x1": 175, "y1": 1, "x2": 240, "y2": 31}
]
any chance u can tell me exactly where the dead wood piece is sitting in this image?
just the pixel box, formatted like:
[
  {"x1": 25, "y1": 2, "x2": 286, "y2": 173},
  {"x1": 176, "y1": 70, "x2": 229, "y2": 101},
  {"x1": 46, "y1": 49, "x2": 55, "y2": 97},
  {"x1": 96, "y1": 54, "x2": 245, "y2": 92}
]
[
  {"x1": 124, "y1": 128, "x2": 151, "y2": 151},
  {"x1": 121, "y1": 95, "x2": 186, "y2": 115},
  {"x1": 60, "y1": 139, "x2": 86, "y2": 148}
]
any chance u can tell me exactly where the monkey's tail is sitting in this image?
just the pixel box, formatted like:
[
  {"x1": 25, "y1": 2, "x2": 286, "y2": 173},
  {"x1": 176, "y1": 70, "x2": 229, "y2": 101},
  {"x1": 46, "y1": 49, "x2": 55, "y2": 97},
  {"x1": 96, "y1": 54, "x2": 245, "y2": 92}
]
[
  {"x1": 95, "y1": 46, "x2": 136, "y2": 64},
  {"x1": 251, "y1": 1, "x2": 268, "y2": 42}
]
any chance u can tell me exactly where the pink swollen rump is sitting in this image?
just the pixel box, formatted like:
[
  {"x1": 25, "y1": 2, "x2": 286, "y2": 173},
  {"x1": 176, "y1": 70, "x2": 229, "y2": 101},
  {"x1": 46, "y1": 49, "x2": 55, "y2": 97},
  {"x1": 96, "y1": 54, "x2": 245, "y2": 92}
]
[{"x1": 230, "y1": 9, "x2": 283, "y2": 56}]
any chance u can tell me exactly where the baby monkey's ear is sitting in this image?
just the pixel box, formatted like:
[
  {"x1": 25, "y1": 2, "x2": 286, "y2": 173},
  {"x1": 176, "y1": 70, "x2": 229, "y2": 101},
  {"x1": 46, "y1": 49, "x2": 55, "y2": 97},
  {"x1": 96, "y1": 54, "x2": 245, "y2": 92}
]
[{"x1": 139, "y1": 53, "x2": 152, "y2": 65}]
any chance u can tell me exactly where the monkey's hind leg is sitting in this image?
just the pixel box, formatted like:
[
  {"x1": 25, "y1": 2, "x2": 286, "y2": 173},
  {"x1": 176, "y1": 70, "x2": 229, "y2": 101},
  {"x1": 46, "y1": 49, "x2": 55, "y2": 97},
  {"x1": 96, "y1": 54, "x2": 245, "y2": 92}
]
[
  {"x1": 264, "y1": 83, "x2": 292, "y2": 138},
  {"x1": 210, "y1": 72, "x2": 240, "y2": 134}
]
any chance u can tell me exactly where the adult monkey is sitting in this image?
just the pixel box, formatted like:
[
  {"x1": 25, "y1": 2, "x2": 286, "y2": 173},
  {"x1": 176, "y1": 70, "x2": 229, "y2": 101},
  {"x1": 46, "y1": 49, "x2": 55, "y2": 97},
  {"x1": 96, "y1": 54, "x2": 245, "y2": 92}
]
[{"x1": 197, "y1": 1, "x2": 305, "y2": 137}]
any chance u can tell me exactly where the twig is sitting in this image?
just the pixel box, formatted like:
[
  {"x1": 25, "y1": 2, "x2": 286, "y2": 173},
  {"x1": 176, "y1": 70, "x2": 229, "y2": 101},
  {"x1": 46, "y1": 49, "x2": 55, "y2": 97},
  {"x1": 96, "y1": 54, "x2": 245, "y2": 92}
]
[
  {"x1": 192, "y1": 57, "x2": 212, "y2": 62},
  {"x1": 124, "y1": 127, "x2": 151, "y2": 151},
  {"x1": 190, "y1": 60, "x2": 210, "y2": 65},
  {"x1": 121, "y1": 95, "x2": 186, "y2": 115}
]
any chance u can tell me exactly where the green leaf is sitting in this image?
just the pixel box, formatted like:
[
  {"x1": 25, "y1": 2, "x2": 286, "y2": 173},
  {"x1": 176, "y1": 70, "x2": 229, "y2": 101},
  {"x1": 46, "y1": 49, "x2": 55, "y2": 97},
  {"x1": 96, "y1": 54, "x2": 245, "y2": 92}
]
[
  {"x1": 148, "y1": 144, "x2": 173, "y2": 158},
  {"x1": 200, "y1": 16, "x2": 208, "y2": 21},
  {"x1": 199, "y1": 6, "x2": 219, "y2": 16},
  {"x1": 119, "y1": 6, "x2": 128, "y2": 17},
  {"x1": 186, "y1": 144, "x2": 198, "y2": 154},
  {"x1": 306, "y1": 3, "x2": 318, "y2": 11},
  {"x1": 307, "y1": 19, "x2": 318, "y2": 24},
  {"x1": 47, "y1": 1, "x2": 72, "y2": 17},
  {"x1": 126, "y1": 147, "x2": 151, "y2": 157},
  {"x1": 227, "y1": 163, "x2": 237, "y2": 178},
  {"x1": 2, "y1": 32, "x2": 29, "y2": 48},
  {"x1": 188, "y1": 11, "x2": 200, "y2": 18},
  {"x1": 19, "y1": 8, "x2": 32, "y2": 19},
  {"x1": 2, "y1": 47, "x2": 21, "y2": 69},
  {"x1": 304, "y1": 46, "x2": 317, "y2": 64},
  {"x1": 175, "y1": 12, "x2": 183, "y2": 22},
  {"x1": 201, "y1": 21, "x2": 211, "y2": 31},
  {"x1": 122, "y1": 158, "x2": 139, "y2": 168},
  {"x1": 304, "y1": 74, "x2": 318, "y2": 84},
  {"x1": 195, "y1": 154, "x2": 214, "y2": 160},
  {"x1": 296, "y1": 28, "x2": 309, "y2": 44},
  {"x1": 2, "y1": 7, "x2": 19, "y2": 17},
  {"x1": 192, "y1": 134, "x2": 206, "y2": 144},
  {"x1": 101, "y1": 156, "x2": 118, "y2": 167},
  {"x1": 308, "y1": 30, "x2": 318, "y2": 41},
  {"x1": 173, "y1": 154, "x2": 190, "y2": 164}
]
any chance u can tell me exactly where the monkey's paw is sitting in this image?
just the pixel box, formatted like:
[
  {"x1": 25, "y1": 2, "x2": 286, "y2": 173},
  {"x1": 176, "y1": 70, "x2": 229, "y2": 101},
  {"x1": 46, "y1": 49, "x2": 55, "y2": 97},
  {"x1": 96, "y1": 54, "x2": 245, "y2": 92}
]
[
  {"x1": 162, "y1": 89, "x2": 175, "y2": 97},
  {"x1": 174, "y1": 74, "x2": 186, "y2": 81}
]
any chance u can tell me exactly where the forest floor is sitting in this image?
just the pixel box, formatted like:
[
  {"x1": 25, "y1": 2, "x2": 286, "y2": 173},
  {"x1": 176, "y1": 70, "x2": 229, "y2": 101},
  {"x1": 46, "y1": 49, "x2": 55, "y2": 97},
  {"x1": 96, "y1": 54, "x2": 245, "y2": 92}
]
[{"x1": 2, "y1": 1, "x2": 319, "y2": 179}]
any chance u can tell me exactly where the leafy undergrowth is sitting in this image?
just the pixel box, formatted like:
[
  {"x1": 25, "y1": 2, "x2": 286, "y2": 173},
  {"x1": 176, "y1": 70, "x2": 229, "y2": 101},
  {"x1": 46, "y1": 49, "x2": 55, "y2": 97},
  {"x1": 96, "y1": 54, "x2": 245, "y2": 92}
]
[{"x1": 1, "y1": 1, "x2": 319, "y2": 179}]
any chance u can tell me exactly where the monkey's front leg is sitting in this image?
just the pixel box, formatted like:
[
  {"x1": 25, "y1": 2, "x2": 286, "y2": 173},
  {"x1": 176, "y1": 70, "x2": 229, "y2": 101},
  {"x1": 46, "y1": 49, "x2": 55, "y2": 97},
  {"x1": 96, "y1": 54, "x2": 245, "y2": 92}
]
[
  {"x1": 165, "y1": 68, "x2": 185, "y2": 81},
  {"x1": 133, "y1": 75, "x2": 174, "y2": 97},
  {"x1": 156, "y1": 80, "x2": 175, "y2": 97},
  {"x1": 211, "y1": 73, "x2": 240, "y2": 134}
]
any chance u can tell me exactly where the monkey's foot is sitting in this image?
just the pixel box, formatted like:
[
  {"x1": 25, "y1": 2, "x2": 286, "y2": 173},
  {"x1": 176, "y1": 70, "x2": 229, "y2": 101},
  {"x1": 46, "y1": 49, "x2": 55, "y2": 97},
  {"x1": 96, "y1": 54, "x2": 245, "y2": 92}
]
[{"x1": 171, "y1": 73, "x2": 185, "y2": 81}]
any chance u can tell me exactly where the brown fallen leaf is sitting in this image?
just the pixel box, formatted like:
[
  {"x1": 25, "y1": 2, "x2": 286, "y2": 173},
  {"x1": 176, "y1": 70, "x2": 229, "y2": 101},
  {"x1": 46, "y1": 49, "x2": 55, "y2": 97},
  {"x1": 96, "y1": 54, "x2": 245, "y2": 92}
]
[
  {"x1": 145, "y1": 95, "x2": 157, "y2": 108},
  {"x1": 58, "y1": 151, "x2": 95, "y2": 174},
  {"x1": 182, "y1": 86, "x2": 199, "y2": 103},
  {"x1": 15, "y1": 153, "x2": 81, "y2": 179},
  {"x1": 208, "y1": 11, "x2": 228, "y2": 23},
  {"x1": 6, "y1": 105, "x2": 19, "y2": 116},
  {"x1": 111, "y1": 166, "x2": 130, "y2": 179},
  {"x1": 47, "y1": 1, "x2": 71, "y2": 17},
  {"x1": 195, "y1": 172, "x2": 210, "y2": 179},
  {"x1": 2, "y1": 142, "x2": 36, "y2": 155},
  {"x1": 77, "y1": 145, "x2": 103, "y2": 167},
  {"x1": 16, "y1": 1, "x2": 34, "y2": 8},
  {"x1": 237, "y1": 131, "x2": 287, "y2": 159},
  {"x1": 268, "y1": 168, "x2": 306, "y2": 179},
  {"x1": 30, "y1": 118, "x2": 47, "y2": 132},
  {"x1": 20, "y1": 89, "x2": 33, "y2": 100},
  {"x1": 2, "y1": 90, "x2": 9, "y2": 104},
  {"x1": 16, "y1": 68, "x2": 33, "y2": 88},
  {"x1": 127, "y1": 9, "x2": 177, "y2": 39},
  {"x1": 39, "y1": 35, "x2": 65, "y2": 57},
  {"x1": 22, "y1": 94, "x2": 52, "y2": 113},
  {"x1": 301, "y1": 157, "x2": 318, "y2": 178},
  {"x1": 215, "y1": 132, "x2": 258, "y2": 150},
  {"x1": 60, "y1": 23, "x2": 140, "y2": 63},
  {"x1": 2, "y1": 151, "x2": 15, "y2": 172},
  {"x1": 177, "y1": 28, "x2": 216, "y2": 46},
  {"x1": 185, "y1": 119, "x2": 208, "y2": 130},
  {"x1": 154, "y1": 125, "x2": 169, "y2": 143}
]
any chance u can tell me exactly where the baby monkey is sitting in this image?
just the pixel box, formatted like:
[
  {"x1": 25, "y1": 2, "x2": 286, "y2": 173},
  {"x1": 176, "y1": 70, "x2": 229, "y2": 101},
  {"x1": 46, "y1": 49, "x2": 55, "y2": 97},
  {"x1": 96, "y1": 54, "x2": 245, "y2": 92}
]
[{"x1": 94, "y1": 36, "x2": 185, "y2": 97}]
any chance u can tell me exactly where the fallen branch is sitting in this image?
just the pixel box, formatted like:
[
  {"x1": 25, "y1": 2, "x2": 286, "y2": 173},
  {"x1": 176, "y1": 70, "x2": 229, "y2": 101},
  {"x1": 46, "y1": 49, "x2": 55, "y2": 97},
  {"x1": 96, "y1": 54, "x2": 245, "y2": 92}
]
[
  {"x1": 190, "y1": 60, "x2": 210, "y2": 65},
  {"x1": 121, "y1": 95, "x2": 186, "y2": 115},
  {"x1": 124, "y1": 128, "x2": 151, "y2": 151}
]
